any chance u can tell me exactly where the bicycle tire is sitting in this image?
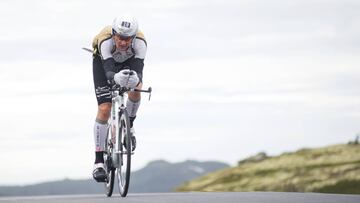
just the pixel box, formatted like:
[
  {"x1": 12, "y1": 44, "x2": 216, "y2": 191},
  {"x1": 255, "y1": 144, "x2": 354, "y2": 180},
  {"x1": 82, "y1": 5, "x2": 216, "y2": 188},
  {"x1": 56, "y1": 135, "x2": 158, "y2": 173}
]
[
  {"x1": 104, "y1": 129, "x2": 115, "y2": 197},
  {"x1": 105, "y1": 169, "x2": 115, "y2": 197},
  {"x1": 117, "y1": 109, "x2": 131, "y2": 197}
]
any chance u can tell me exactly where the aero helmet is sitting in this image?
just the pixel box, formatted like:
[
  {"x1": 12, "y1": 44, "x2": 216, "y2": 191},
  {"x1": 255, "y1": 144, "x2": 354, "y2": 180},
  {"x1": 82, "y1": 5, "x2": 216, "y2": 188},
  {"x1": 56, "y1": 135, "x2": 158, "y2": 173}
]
[{"x1": 112, "y1": 15, "x2": 138, "y2": 38}]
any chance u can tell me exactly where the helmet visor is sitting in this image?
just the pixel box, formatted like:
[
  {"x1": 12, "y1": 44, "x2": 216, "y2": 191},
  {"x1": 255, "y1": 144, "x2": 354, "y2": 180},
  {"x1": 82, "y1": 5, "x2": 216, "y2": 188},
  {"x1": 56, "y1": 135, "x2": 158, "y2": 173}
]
[{"x1": 112, "y1": 29, "x2": 134, "y2": 41}]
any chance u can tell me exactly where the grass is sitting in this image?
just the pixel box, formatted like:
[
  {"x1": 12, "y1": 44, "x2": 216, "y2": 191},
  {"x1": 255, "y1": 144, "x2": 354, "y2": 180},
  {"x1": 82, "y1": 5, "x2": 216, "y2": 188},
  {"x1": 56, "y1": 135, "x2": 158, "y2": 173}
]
[
  {"x1": 176, "y1": 144, "x2": 360, "y2": 194},
  {"x1": 313, "y1": 179, "x2": 360, "y2": 194}
]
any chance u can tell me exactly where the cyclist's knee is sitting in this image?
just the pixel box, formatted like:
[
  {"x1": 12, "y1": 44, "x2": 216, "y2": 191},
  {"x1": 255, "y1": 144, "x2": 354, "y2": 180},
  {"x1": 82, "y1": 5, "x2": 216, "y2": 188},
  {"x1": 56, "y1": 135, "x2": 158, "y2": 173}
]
[
  {"x1": 129, "y1": 83, "x2": 142, "y2": 101},
  {"x1": 97, "y1": 103, "x2": 111, "y2": 120},
  {"x1": 129, "y1": 92, "x2": 141, "y2": 101}
]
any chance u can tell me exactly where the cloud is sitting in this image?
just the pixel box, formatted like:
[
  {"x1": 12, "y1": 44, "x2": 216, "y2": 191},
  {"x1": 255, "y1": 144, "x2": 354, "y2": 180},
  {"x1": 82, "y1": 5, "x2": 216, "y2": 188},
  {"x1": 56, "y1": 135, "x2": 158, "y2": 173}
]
[{"x1": 1, "y1": 0, "x2": 360, "y2": 185}]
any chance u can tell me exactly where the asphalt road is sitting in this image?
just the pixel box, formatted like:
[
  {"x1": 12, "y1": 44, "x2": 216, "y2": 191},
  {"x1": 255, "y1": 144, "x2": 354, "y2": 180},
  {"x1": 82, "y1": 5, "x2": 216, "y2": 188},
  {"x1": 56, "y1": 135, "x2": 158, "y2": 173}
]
[{"x1": 0, "y1": 192, "x2": 359, "y2": 203}]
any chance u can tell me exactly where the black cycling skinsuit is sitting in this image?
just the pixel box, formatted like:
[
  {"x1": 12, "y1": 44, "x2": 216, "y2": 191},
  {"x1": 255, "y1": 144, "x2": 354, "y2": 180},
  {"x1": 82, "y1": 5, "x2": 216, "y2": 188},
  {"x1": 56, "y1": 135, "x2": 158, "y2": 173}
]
[{"x1": 92, "y1": 26, "x2": 147, "y2": 105}]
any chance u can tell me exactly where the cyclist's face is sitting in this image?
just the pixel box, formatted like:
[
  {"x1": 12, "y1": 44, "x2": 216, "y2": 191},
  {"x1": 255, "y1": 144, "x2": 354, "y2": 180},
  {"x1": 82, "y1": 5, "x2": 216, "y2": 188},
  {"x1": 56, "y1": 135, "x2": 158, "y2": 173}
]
[{"x1": 113, "y1": 34, "x2": 132, "y2": 50}]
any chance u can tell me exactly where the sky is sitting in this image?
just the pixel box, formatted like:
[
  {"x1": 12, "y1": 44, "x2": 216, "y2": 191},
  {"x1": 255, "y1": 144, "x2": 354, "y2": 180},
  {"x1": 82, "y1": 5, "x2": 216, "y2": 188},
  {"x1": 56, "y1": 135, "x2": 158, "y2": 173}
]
[{"x1": 0, "y1": 0, "x2": 360, "y2": 185}]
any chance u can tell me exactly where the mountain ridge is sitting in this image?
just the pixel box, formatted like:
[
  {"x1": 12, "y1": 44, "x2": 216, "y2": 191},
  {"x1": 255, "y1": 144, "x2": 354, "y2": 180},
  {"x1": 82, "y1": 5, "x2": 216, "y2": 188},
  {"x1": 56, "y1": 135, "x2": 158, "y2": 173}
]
[{"x1": 0, "y1": 159, "x2": 229, "y2": 196}]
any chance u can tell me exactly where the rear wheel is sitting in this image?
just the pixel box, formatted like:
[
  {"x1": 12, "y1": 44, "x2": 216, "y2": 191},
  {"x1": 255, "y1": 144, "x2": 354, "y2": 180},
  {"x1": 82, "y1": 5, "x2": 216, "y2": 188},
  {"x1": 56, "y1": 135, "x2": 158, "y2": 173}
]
[{"x1": 117, "y1": 109, "x2": 131, "y2": 197}]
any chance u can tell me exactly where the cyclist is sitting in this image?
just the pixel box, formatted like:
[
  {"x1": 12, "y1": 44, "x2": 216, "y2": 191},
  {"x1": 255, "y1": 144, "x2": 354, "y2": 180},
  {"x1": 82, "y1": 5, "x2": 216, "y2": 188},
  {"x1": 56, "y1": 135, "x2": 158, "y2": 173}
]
[{"x1": 91, "y1": 14, "x2": 147, "y2": 182}]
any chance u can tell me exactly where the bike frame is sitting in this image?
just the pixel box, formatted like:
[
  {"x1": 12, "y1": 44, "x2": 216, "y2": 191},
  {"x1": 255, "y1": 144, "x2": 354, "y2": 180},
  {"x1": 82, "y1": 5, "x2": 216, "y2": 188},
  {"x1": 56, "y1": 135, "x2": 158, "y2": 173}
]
[
  {"x1": 105, "y1": 85, "x2": 152, "y2": 197},
  {"x1": 110, "y1": 88, "x2": 127, "y2": 168},
  {"x1": 110, "y1": 86, "x2": 151, "y2": 164}
]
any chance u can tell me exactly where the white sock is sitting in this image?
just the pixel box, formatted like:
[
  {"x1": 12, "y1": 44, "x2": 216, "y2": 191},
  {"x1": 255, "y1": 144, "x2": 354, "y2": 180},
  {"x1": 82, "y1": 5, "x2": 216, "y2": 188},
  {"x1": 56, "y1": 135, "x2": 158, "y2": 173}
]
[
  {"x1": 127, "y1": 98, "x2": 141, "y2": 118},
  {"x1": 94, "y1": 120, "x2": 108, "y2": 151}
]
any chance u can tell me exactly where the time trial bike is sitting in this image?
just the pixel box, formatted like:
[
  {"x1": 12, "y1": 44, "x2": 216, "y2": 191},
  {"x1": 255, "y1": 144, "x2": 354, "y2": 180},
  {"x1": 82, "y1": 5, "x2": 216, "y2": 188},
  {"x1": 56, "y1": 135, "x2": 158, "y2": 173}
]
[{"x1": 104, "y1": 84, "x2": 152, "y2": 197}]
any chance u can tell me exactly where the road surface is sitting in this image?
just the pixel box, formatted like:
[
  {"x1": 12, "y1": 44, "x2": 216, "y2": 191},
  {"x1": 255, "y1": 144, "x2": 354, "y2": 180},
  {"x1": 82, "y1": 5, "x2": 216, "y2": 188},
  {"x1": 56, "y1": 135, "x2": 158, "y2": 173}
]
[{"x1": 0, "y1": 192, "x2": 359, "y2": 203}]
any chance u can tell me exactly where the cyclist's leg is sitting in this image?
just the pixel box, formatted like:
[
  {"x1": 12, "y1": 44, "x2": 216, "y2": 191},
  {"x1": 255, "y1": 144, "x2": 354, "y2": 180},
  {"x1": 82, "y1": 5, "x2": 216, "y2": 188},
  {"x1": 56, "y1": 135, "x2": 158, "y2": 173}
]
[
  {"x1": 92, "y1": 55, "x2": 112, "y2": 181},
  {"x1": 127, "y1": 82, "x2": 142, "y2": 128},
  {"x1": 94, "y1": 103, "x2": 111, "y2": 156},
  {"x1": 125, "y1": 83, "x2": 142, "y2": 151},
  {"x1": 93, "y1": 103, "x2": 110, "y2": 182}
]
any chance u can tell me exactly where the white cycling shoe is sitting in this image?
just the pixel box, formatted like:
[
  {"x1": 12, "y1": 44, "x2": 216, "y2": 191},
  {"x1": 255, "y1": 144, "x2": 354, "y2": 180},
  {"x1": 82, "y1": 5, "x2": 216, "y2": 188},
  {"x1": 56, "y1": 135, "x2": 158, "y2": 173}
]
[{"x1": 93, "y1": 162, "x2": 107, "y2": 182}]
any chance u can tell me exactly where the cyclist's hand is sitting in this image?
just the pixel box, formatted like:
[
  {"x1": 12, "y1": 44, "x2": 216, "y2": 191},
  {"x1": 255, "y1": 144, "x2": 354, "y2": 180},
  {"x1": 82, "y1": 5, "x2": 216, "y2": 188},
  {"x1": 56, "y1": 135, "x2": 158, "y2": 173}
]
[
  {"x1": 114, "y1": 69, "x2": 139, "y2": 88},
  {"x1": 127, "y1": 70, "x2": 140, "y2": 88}
]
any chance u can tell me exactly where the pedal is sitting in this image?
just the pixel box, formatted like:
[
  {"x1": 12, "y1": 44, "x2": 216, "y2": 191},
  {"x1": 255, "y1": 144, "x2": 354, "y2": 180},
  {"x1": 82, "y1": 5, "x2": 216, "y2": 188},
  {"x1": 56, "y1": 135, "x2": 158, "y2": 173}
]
[{"x1": 94, "y1": 175, "x2": 107, "y2": 182}]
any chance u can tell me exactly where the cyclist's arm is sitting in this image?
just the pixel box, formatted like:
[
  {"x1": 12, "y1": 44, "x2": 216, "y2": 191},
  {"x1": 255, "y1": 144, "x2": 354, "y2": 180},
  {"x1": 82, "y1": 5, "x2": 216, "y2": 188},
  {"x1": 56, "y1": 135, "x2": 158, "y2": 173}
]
[
  {"x1": 103, "y1": 58, "x2": 117, "y2": 80},
  {"x1": 128, "y1": 38, "x2": 147, "y2": 82},
  {"x1": 99, "y1": 39, "x2": 117, "y2": 80}
]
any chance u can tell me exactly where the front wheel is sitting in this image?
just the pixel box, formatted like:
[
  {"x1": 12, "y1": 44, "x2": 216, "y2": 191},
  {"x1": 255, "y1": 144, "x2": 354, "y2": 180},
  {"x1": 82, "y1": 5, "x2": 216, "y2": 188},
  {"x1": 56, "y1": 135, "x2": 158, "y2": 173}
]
[
  {"x1": 104, "y1": 128, "x2": 115, "y2": 197},
  {"x1": 117, "y1": 109, "x2": 132, "y2": 197}
]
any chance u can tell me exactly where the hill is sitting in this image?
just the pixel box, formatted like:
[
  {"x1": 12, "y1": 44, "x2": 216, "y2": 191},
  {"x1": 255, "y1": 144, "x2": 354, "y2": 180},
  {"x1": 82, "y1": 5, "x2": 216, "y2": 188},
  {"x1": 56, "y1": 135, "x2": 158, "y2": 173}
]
[
  {"x1": 0, "y1": 159, "x2": 229, "y2": 196},
  {"x1": 177, "y1": 144, "x2": 360, "y2": 194},
  {"x1": 130, "y1": 160, "x2": 229, "y2": 192}
]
